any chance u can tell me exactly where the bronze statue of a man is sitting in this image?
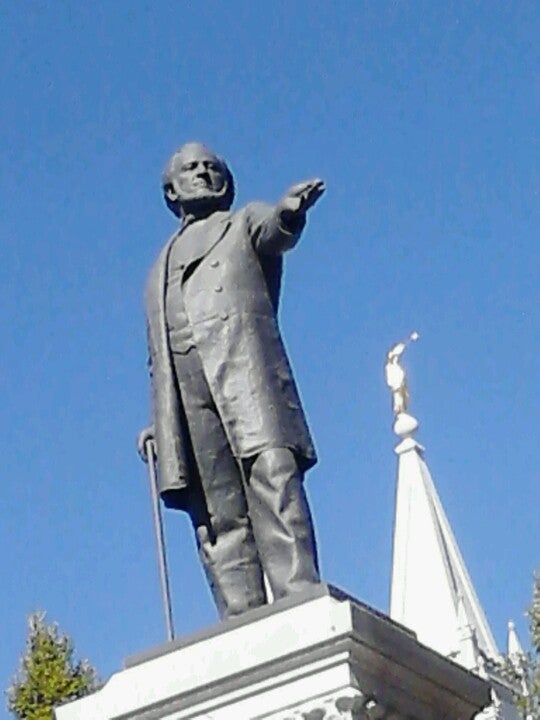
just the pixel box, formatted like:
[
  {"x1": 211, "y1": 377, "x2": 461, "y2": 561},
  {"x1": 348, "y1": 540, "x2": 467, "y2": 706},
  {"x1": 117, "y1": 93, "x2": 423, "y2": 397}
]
[{"x1": 139, "y1": 142, "x2": 325, "y2": 619}]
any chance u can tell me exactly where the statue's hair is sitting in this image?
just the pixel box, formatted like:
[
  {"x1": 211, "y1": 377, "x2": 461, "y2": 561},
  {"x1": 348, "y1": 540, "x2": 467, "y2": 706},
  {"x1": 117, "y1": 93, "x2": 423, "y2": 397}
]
[{"x1": 161, "y1": 143, "x2": 235, "y2": 218}]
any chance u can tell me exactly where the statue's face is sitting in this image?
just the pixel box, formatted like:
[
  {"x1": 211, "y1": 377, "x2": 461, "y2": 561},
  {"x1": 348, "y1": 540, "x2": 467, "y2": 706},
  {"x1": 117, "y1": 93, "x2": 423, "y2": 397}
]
[
  {"x1": 172, "y1": 144, "x2": 227, "y2": 206},
  {"x1": 168, "y1": 143, "x2": 227, "y2": 215},
  {"x1": 163, "y1": 142, "x2": 233, "y2": 220}
]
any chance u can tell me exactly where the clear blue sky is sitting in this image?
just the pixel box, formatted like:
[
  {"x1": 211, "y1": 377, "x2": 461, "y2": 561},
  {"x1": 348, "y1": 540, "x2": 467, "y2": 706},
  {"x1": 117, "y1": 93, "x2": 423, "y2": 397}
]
[{"x1": 1, "y1": 1, "x2": 538, "y2": 710}]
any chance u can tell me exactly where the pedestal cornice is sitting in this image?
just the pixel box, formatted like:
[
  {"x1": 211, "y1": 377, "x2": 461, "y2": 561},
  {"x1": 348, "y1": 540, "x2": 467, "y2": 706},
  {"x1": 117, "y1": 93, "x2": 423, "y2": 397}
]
[{"x1": 55, "y1": 585, "x2": 490, "y2": 720}]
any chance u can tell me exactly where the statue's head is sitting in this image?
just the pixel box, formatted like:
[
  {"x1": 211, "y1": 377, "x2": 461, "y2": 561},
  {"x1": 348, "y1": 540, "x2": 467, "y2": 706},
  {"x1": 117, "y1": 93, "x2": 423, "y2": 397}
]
[{"x1": 162, "y1": 142, "x2": 235, "y2": 220}]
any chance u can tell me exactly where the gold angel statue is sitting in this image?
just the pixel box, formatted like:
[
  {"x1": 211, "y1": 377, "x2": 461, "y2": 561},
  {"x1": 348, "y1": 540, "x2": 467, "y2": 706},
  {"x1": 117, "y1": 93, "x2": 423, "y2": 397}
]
[{"x1": 385, "y1": 332, "x2": 419, "y2": 416}]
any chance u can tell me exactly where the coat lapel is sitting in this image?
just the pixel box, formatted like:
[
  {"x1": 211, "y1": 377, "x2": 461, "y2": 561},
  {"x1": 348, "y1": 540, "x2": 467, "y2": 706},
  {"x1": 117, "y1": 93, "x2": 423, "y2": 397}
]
[{"x1": 171, "y1": 211, "x2": 232, "y2": 283}]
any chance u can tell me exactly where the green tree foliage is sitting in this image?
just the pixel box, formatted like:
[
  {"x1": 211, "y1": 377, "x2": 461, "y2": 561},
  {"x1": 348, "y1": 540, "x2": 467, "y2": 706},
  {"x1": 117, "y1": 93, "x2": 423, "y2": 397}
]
[
  {"x1": 7, "y1": 612, "x2": 97, "y2": 720},
  {"x1": 524, "y1": 572, "x2": 540, "y2": 720},
  {"x1": 509, "y1": 572, "x2": 540, "y2": 720},
  {"x1": 532, "y1": 573, "x2": 540, "y2": 656}
]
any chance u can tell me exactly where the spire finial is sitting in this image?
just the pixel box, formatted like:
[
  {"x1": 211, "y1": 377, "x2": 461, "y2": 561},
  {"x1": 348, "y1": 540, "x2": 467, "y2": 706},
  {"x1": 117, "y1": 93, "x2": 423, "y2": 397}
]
[
  {"x1": 507, "y1": 621, "x2": 529, "y2": 699},
  {"x1": 507, "y1": 620, "x2": 525, "y2": 660},
  {"x1": 385, "y1": 332, "x2": 419, "y2": 438}
]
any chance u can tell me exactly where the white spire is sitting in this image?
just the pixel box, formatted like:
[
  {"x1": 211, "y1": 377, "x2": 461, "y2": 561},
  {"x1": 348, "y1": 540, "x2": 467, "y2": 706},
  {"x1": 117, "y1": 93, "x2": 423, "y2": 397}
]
[
  {"x1": 507, "y1": 620, "x2": 525, "y2": 660},
  {"x1": 507, "y1": 621, "x2": 530, "y2": 700},
  {"x1": 386, "y1": 337, "x2": 523, "y2": 720},
  {"x1": 387, "y1": 336, "x2": 500, "y2": 667},
  {"x1": 389, "y1": 432, "x2": 500, "y2": 664}
]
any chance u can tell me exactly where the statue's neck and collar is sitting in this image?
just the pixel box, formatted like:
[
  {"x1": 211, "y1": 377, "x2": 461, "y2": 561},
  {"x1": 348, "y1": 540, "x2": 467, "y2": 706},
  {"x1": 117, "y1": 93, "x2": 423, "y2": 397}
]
[{"x1": 179, "y1": 208, "x2": 230, "y2": 234}]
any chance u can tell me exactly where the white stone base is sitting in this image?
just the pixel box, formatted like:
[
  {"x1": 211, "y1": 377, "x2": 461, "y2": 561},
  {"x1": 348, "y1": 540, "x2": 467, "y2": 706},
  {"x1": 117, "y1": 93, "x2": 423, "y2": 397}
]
[{"x1": 55, "y1": 585, "x2": 490, "y2": 720}]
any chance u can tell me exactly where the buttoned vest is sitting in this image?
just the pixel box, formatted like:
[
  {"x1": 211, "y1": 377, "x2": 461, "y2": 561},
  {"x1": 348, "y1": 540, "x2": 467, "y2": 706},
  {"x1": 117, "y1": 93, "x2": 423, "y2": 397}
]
[{"x1": 165, "y1": 233, "x2": 196, "y2": 354}]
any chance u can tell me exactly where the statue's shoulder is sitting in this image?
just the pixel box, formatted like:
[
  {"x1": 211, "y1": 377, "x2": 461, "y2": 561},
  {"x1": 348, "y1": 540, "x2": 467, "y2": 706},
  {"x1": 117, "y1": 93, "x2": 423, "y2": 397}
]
[
  {"x1": 236, "y1": 202, "x2": 274, "y2": 232},
  {"x1": 152, "y1": 231, "x2": 177, "y2": 268},
  {"x1": 243, "y1": 200, "x2": 274, "y2": 217},
  {"x1": 144, "y1": 231, "x2": 178, "y2": 303}
]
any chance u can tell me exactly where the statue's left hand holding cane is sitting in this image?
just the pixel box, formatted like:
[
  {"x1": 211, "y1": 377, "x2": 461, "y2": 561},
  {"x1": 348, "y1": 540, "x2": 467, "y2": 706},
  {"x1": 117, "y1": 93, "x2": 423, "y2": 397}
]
[{"x1": 137, "y1": 425, "x2": 175, "y2": 642}]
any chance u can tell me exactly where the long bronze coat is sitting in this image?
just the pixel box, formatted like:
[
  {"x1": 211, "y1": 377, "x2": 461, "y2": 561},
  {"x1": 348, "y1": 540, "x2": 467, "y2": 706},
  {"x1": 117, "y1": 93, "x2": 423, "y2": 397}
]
[{"x1": 145, "y1": 203, "x2": 317, "y2": 509}]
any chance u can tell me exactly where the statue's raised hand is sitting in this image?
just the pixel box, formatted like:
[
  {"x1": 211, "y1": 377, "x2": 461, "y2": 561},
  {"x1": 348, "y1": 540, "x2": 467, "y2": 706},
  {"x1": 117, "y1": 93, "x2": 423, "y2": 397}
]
[{"x1": 278, "y1": 178, "x2": 325, "y2": 228}]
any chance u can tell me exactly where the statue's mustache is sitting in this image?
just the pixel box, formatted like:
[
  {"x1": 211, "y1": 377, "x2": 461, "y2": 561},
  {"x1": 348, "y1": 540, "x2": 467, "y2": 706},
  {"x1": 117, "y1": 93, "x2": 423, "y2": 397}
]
[{"x1": 185, "y1": 180, "x2": 229, "y2": 198}]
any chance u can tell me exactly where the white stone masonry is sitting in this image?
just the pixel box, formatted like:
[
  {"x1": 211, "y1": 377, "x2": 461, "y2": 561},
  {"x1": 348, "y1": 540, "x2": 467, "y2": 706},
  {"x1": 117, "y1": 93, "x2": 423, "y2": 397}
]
[{"x1": 55, "y1": 586, "x2": 490, "y2": 720}]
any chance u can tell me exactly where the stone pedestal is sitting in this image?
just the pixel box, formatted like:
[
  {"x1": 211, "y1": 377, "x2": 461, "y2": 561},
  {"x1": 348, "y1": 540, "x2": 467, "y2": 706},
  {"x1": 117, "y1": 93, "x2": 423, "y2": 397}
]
[{"x1": 55, "y1": 585, "x2": 490, "y2": 720}]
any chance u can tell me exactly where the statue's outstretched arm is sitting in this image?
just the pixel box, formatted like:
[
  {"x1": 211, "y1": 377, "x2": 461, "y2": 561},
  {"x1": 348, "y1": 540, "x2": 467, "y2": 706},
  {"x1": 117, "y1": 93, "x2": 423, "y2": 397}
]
[{"x1": 250, "y1": 178, "x2": 325, "y2": 255}]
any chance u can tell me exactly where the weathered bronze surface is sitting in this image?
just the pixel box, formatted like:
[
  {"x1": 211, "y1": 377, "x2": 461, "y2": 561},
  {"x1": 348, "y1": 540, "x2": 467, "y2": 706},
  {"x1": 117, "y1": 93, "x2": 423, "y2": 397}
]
[{"x1": 139, "y1": 143, "x2": 324, "y2": 618}]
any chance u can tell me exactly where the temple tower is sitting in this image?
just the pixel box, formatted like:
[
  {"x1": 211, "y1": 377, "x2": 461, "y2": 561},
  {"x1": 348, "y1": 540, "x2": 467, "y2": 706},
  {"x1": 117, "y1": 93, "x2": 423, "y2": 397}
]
[{"x1": 386, "y1": 335, "x2": 522, "y2": 720}]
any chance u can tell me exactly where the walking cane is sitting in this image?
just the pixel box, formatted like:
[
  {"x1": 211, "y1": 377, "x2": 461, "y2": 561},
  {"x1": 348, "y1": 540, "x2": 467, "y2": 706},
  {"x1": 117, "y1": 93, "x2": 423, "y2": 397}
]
[{"x1": 143, "y1": 438, "x2": 175, "y2": 642}]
